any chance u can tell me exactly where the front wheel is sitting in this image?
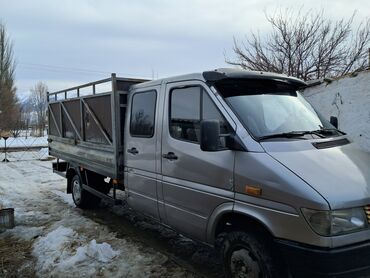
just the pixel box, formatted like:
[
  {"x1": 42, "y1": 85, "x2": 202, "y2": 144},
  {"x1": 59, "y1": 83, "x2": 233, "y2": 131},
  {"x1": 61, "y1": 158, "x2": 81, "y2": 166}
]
[
  {"x1": 71, "y1": 174, "x2": 100, "y2": 208},
  {"x1": 220, "y1": 231, "x2": 285, "y2": 278}
]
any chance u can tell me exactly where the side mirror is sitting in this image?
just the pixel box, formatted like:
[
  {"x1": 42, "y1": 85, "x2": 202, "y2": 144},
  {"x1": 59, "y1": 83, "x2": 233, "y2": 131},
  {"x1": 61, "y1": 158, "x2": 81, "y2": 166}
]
[
  {"x1": 200, "y1": 120, "x2": 220, "y2": 151},
  {"x1": 330, "y1": 116, "x2": 338, "y2": 129}
]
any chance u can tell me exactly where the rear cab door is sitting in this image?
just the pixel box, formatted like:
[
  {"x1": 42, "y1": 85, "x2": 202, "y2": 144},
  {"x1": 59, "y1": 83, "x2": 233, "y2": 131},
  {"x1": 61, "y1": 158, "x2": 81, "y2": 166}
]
[{"x1": 124, "y1": 85, "x2": 162, "y2": 220}]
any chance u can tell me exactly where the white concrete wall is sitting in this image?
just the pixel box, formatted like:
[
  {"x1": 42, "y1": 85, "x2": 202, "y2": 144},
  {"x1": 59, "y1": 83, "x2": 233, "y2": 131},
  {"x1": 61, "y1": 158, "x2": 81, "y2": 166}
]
[{"x1": 302, "y1": 70, "x2": 370, "y2": 152}]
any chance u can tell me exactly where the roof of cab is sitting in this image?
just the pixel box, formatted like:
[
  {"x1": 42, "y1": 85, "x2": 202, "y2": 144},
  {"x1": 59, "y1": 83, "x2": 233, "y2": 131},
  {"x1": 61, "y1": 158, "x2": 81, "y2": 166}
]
[{"x1": 131, "y1": 68, "x2": 307, "y2": 90}]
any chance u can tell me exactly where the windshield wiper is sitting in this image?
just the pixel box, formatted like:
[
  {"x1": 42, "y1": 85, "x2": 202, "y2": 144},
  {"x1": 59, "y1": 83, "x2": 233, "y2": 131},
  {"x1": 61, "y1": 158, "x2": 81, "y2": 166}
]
[
  {"x1": 258, "y1": 131, "x2": 314, "y2": 141},
  {"x1": 258, "y1": 128, "x2": 346, "y2": 141}
]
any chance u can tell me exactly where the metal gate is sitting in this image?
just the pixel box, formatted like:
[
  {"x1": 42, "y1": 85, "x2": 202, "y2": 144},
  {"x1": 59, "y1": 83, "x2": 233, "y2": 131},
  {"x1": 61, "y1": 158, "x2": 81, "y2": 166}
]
[{"x1": 0, "y1": 135, "x2": 49, "y2": 162}]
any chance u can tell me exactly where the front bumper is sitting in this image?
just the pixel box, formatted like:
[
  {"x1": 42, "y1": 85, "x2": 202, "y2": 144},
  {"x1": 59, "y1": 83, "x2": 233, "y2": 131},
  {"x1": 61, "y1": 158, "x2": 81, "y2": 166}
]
[{"x1": 275, "y1": 239, "x2": 370, "y2": 277}]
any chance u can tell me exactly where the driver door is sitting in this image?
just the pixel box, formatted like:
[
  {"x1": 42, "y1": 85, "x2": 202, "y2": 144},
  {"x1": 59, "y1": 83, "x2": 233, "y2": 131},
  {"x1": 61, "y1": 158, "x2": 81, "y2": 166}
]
[{"x1": 160, "y1": 81, "x2": 236, "y2": 241}]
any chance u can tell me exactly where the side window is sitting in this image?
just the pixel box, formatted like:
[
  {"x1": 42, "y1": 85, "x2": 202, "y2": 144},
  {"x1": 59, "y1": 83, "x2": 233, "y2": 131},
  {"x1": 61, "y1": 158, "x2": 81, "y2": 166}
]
[
  {"x1": 170, "y1": 87, "x2": 201, "y2": 143},
  {"x1": 130, "y1": 90, "x2": 156, "y2": 137},
  {"x1": 170, "y1": 86, "x2": 231, "y2": 144}
]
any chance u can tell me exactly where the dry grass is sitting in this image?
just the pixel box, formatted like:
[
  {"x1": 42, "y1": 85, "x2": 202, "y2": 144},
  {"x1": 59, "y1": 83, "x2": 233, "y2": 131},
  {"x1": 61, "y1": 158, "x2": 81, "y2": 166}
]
[{"x1": 0, "y1": 236, "x2": 36, "y2": 277}]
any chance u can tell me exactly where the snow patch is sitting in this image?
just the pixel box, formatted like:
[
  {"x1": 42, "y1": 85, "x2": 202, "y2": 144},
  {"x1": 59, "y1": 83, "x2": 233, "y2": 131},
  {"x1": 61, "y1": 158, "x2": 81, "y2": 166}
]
[
  {"x1": 60, "y1": 239, "x2": 120, "y2": 268},
  {"x1": 33, "y1": 225, "x2": 119, "y2": 276},
  {"x1": 15, "y1": 209, "x2": 51, "y2": 225},
  {"x1": 0, "y1": 198, "x2": 12, "y2": 209},
  {"x1": 33, "y1": 226, "x2": 76, "y2": 272},
  {"x1": 0, "y1": 225, "x2": 43, "y2": 241},
  {"x1": 51, "y1": 190, "x2": 75, "y2": 207},
  {"x1": 38, "y1": 148, "x2": 50, "y2": 160},
  {"x1": 84, "y1": 240, "x2": 120, "y2": 262}
]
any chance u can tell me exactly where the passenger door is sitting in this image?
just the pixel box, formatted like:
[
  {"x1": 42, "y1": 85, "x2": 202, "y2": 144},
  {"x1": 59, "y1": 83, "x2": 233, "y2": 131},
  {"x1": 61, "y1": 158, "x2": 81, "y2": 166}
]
[
  {"x1": 125, "y1": 88, "x2": 160, "y2": 220},
  {"x1": 161, "y1": 81, "x2": 235, "y2": 241}
]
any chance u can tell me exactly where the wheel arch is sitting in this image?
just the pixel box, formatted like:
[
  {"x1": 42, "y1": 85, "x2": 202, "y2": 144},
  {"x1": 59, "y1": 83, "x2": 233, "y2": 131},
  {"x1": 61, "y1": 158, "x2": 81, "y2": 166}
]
[{"x1": 207, "y1": 203, "x2": 274, "y2": 245}]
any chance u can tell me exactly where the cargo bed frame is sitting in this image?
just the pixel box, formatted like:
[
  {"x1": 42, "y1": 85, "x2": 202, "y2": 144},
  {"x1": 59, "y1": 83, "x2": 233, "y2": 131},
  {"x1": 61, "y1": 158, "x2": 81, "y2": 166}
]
[{"x1": 47, "y1": 73, "x2": 147, "y2": 179}]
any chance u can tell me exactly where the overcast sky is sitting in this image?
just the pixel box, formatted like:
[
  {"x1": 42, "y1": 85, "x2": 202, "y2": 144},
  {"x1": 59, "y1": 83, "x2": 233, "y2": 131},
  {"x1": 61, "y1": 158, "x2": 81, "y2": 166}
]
[{"x1": 1, "y1": 0, "x2": 369, "y2": 99}]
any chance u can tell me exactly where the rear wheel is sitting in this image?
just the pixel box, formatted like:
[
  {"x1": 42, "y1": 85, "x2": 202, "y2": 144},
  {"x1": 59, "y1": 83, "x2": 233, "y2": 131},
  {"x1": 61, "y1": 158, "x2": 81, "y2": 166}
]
[
  {"x1": 220, "y1": 231, "x2": 285, "y2": 278},
  {"x1": 71, "y1": 174, "x2": 100, "y2": 208}
]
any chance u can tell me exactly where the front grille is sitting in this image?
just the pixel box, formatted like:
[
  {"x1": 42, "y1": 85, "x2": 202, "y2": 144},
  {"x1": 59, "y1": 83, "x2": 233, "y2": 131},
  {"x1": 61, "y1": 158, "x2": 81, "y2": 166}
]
[{"x1": 365, "y1": 205, "x2": 370, "y2": 224}]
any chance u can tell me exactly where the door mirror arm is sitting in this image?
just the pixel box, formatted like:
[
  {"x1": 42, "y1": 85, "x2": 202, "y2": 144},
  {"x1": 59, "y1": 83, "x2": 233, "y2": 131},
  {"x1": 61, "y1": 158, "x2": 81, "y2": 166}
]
[{"x1": 225, "y1": 133, "x2": 246, "y2": 151}]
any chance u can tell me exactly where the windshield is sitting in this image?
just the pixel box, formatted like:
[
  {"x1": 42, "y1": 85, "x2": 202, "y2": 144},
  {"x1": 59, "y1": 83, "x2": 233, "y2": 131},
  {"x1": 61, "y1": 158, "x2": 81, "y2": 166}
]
[{"x1": 215, "y1": 79, "x2": 338, "y2": 139}]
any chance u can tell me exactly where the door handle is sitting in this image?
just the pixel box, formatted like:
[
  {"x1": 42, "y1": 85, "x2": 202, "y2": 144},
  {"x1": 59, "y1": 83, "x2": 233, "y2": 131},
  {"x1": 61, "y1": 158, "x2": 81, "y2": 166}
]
[
  {"x1": 127, "y1": 147, "x2": 139, "y2": 155},
  {"x1": 162, "y1": 152, "x2": 178, "y2": 160}
]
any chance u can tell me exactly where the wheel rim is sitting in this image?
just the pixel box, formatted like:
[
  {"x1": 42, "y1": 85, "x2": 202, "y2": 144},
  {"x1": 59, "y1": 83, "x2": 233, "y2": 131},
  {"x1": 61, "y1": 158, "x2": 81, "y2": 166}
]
[
  {"x1": 72, "y1": 179, "x2": 82, "y2": 204},
  {"x1": 230, "y1": 248, "x2": 261, "y2": 278}
]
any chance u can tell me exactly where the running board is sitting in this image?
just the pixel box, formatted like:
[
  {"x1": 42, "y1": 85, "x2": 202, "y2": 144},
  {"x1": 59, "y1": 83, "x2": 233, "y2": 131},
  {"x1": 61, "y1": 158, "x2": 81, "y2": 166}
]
[{"x1": 81, "y1": 184, "x2": 122, "y2": 205}]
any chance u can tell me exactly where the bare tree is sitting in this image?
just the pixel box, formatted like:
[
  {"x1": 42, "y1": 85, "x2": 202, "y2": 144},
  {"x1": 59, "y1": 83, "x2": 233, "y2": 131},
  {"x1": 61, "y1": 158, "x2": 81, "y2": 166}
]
[
  {"x1": 227, "y1": 9, "x2": 370, "y2": 80},
  {"x1": 10, "y1": 105, "x2": 22, "y2": 137},
  {"x1": 0, "y1": 21, "x2": 19, "y2": 134},
  {"x1": 20, "y1": 100, "x2": 33, "y2": 138},
  {"x1": 30, "y1": 82, "x2": 48, "y2": 137}
]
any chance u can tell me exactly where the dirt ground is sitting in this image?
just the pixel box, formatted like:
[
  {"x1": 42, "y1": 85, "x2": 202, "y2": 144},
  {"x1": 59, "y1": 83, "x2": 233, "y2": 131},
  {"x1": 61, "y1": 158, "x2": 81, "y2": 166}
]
[{"x1": 0, "y1": 237, "x2": 35, "y2": 277}]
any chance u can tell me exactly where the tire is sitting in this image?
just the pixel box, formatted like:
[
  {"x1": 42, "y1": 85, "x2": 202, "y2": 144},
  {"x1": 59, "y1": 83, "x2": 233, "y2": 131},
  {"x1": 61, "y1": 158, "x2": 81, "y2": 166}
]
[
  {"x1": 220, "y1": 231, "x2": 285, "y2": 278},
  {"x1": 71, "y1": 174, "x2": 100, "y2": 208}
]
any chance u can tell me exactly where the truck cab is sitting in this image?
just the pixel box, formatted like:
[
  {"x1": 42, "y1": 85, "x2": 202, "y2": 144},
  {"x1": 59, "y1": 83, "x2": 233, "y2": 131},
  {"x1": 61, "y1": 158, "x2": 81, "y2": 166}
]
[{"x1": 49, "y1": 69, "x2": 370, "y2": 277}]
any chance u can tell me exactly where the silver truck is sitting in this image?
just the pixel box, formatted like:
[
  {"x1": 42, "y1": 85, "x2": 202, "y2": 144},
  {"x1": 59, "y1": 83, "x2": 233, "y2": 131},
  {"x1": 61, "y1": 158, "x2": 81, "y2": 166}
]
[{"x1": 48, "y1": 68, "x2": 370, "y2": 277}]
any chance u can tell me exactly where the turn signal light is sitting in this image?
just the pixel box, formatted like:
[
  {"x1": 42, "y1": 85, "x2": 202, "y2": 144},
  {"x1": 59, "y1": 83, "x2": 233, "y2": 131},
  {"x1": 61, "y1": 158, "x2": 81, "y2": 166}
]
[{"x1": 245, "y1": 185, "x2": 262, "y2": 196}]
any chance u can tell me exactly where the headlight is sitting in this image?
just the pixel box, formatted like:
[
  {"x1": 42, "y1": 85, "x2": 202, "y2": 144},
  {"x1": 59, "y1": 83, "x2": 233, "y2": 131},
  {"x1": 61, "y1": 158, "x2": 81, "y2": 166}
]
[{"x1": 302, "y1": 207, "x2": 368, "y2": 236}]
